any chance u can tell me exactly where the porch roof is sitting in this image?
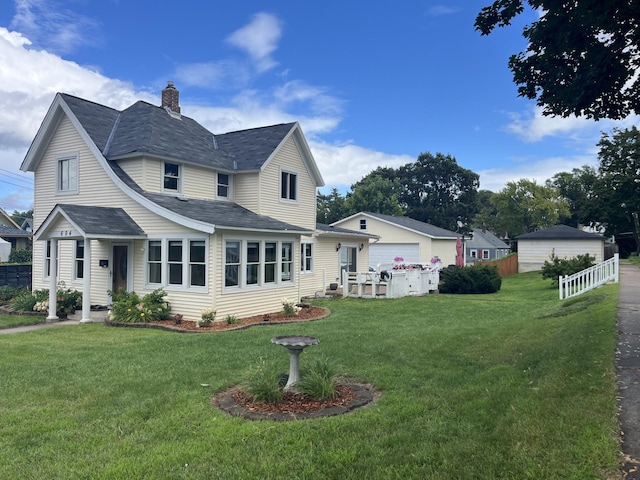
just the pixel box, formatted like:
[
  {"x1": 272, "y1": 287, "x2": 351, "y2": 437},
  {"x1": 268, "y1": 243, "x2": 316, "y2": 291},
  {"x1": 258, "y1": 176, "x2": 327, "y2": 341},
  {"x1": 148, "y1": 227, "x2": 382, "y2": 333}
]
[{"x1": 34, "y1": 204, "x2": 146, "y2": 241}]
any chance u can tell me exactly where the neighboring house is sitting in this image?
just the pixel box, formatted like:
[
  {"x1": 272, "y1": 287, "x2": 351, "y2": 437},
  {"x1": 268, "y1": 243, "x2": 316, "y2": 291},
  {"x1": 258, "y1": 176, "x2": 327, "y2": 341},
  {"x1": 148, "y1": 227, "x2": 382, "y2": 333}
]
[
  {"x1": 0, "y1": 208, "x2": 31, "y2": 252},
  {"x1": 20, "y1": 82, "x2": 372, "y2": 321},
  {"x1": 515, "y1": 224, "x2": 605, "y2": 273},
  {"x1": 466, "y1": 227, "x2": 511, "y2": 264},
  {"x1": 331, "y1": 212, "x2": 459, "y2": 268}
]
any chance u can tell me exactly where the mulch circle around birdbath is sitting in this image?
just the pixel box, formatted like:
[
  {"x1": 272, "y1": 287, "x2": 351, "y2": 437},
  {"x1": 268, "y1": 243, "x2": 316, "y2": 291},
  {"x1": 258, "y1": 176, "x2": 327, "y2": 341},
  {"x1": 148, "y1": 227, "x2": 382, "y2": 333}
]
[{"x1": 212, "y1": 381, "x2": 381, "y2": 421}]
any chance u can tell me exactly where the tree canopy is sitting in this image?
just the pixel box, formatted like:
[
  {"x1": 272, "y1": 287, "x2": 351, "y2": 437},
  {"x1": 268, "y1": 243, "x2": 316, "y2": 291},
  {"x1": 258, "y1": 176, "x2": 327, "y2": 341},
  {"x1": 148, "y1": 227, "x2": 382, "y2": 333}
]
[{"x1": 475, "y1": 0, "x2": 640, "y2": 120}]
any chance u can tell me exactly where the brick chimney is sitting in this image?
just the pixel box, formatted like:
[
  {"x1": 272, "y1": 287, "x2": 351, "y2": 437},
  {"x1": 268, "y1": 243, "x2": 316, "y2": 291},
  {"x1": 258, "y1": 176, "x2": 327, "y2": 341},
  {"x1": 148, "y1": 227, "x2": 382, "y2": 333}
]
[{"x1": 161, "y1": 81, "x2": 180, "y2": 114}]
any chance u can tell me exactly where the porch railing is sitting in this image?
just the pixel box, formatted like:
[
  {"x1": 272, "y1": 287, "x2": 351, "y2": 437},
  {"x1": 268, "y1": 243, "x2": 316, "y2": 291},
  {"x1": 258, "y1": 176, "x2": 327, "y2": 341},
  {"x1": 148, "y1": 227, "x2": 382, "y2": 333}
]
[{"x1": 559, "y1": 253, "x2": 619, "y2": 300}]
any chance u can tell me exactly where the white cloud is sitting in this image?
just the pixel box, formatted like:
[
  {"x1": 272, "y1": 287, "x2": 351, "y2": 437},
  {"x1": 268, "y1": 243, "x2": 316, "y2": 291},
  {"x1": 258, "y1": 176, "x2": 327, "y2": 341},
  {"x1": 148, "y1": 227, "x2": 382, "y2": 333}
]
[
  {"x1": 478, "y1": 154, "x2": 597, "y2": 192},
  {"x1": 226, "y1": 12, "x2": 282, "y2": 73},
  {"x1": 174, "y1": 60, "x2": 251, "y2": 90},
  {"x1": 426, "y1": 6, "x2": 461, "y2": 16},
  {"x1": 10, "y1": 0, "x2": 103, "y2": 54}
]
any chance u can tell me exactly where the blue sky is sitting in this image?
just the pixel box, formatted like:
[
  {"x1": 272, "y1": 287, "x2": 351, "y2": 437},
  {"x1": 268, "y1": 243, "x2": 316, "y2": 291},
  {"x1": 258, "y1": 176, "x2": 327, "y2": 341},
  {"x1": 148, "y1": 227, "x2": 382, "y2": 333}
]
[{"x1": 0, "y1": 0, "x2": 637, "y2": 214}]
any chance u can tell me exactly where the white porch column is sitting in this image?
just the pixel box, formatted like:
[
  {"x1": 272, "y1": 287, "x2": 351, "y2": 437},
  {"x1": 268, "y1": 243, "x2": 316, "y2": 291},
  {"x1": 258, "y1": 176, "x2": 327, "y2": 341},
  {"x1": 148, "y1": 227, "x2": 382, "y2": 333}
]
[
  {"x1": 46, "y1": 239, "x2": 59, "y2": 323},
  {"x1": 80, "y1": 238, "x2": 92, "y2": 323}
]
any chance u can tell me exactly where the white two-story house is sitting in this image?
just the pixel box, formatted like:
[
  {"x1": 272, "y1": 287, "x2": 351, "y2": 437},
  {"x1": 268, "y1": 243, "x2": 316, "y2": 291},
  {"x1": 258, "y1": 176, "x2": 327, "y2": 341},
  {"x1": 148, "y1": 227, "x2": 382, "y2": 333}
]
[{"x1": 21, "y1": 82, "x2": 372, "y2": 322}]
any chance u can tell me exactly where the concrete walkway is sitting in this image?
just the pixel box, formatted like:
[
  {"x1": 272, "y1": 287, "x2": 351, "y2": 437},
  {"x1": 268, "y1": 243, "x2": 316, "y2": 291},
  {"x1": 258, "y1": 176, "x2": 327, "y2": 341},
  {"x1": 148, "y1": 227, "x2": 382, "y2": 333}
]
[
  {"x1": 0, "y1": 317, "x2": 81, "y2": 334},
  {"x1": 617, "y1": 263, "x2": 640, "y2": 478}
]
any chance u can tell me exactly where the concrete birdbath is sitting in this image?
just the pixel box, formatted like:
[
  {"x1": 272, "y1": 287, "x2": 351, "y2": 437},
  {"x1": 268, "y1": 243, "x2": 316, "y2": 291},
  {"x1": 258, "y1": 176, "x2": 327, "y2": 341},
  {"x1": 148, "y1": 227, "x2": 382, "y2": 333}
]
[{"x1": 271, "y1": 335, "x2": 319, "y2": 391}]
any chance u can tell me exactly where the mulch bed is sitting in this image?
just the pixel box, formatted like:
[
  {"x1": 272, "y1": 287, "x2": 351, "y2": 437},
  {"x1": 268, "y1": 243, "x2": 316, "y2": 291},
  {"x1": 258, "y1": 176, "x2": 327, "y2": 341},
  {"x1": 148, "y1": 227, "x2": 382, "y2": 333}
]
[
  {"x1": 213, "y1": 381, "x2": 380, "y2": 421},
  {"x1": 105, "y1": 306, "x2": 331, "y2": 333}
]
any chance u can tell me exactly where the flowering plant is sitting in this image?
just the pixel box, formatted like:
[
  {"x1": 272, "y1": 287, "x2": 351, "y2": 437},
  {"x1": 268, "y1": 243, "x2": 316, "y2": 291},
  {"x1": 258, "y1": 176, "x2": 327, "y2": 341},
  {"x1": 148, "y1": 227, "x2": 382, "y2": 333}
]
[
  {"x1": 393, "y1": 256, "x2": 404, "y2": 262},
  {"x1": 198, "y1": 308, "x2": 217, "y2": 327},
  {"x1": 430, "y1": 256, "x2": 441, "y2": 264},
  {"x1": 281, "y1": 298, "x2": 300, "y2": 317}
]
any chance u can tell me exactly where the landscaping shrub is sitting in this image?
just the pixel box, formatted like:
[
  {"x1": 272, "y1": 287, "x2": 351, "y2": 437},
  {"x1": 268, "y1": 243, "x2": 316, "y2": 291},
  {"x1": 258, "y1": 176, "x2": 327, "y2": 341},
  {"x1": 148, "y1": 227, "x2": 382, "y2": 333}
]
[
  {"x1": 108, "y1": 288, "x2": 170, "y2": 323},
  {"x1": 0, "y1": 285, "x2": 29, "y2": 304},
  {"x1": 245, "y1": 358, "x2": 285, "y2": 404},
  {"x1": 8, "y1": 249, "x2": 32, "y2": 264},
  {"x1": 198, "y1": 308, "x2": 216, "y2": 327},
  {"x1": 297, "y1": 355, "x2": 339, "y2": 400},
  {"x1": 9, "y1": 283, "x2": 81, "y2": 315},
  {"x1": 541, "y1": 253, "x2": 596, "y2": 286},
  {"x1": 439, "y1": 264, "x2": 502, "y2": 294}
]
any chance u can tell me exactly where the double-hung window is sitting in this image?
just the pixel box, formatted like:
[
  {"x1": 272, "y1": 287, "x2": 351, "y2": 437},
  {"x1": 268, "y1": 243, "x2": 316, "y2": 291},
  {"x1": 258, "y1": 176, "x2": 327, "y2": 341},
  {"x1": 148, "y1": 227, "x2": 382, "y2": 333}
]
[
  {"x1": 359, "y1": 219, "x2": 367, "y2": 230},
  {"x1": 217, "y1": 173, "x2": 230, "y2": 199},
  {"x1": 44, "y1": 240, "x2": 59, "y2": 279},
  {"x1": 147, "y1": 240, "x2": 162, "y2": 284},
  {"x1": 163, "y1": 162, "x2": 181, "y2": 192},
  {"x1": 482, "y1": 250, "x2": 490, "y2": 260},
  {"x1": 168, "y1": 240, "x2": 183, "y2": 285},
  {"x1": 224, "y1": 239, "x2": 294, "y2": 289},
  {"x1": 189, "y1": 240, "x2": 206, "y2": 287},
  {"x1": 75, "y1": 240, "x2": 84, "y2": 280},
  {"x1": 280, "y1": 170, "x2": 297, "y2": 201},
  {"x1": 301, "y1": 243, "x2": 313, "y2": 272},
  {"x1": 57, "y1": 154, "x2": 78, "y2": 193}
]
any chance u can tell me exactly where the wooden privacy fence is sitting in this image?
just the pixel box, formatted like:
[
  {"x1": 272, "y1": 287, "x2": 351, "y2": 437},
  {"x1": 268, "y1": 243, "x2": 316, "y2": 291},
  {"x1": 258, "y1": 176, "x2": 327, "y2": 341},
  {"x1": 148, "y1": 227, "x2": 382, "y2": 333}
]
[
  {"x1": 0, "y1": 264, "x2": 32, "y2": 289},
  {"x1": 475, "y1": 254, "x2": 518, "y2": 277},
  {"x1": 559, "y1": 254, "x2": 619, "y2": 300}
]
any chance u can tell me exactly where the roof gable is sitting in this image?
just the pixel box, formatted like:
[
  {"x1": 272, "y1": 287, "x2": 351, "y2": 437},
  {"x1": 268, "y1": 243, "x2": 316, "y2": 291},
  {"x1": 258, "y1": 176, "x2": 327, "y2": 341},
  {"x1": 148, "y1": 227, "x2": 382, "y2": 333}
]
[
  {"x1": 468, "y1": 228, "x2": 509, "y2": 249},
  {"x1": 333, "y1": 212, "x2": 458, "y2": 239}
]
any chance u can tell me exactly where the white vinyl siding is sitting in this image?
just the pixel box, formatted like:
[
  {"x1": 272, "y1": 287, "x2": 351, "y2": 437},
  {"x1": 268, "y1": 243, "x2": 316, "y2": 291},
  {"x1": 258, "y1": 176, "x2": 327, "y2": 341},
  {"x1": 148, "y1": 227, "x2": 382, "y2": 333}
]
[
  {"x1": 233, "y1": 172, "x2": 260, "y2": 211},
  {"x1": 518, "y1": 239, "x2": 604, "y2": 273},
  {"x1": 258, "y1": 136, "x2": 316, "y2": 230}
]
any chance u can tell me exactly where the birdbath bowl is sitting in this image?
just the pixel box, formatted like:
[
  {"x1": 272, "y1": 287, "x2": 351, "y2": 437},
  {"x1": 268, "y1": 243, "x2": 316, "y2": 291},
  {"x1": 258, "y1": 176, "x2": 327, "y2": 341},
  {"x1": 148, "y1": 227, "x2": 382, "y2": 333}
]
[{"x1": 271, "y1": 335, "x2": 319, "y2": 391}]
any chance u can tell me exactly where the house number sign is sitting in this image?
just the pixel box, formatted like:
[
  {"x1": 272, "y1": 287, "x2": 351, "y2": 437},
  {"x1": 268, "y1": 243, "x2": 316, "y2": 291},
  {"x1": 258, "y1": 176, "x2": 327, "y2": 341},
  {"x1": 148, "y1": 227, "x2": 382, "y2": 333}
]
[{"x1": 51, "y1": 229, "x2": 79, "y2": 238}]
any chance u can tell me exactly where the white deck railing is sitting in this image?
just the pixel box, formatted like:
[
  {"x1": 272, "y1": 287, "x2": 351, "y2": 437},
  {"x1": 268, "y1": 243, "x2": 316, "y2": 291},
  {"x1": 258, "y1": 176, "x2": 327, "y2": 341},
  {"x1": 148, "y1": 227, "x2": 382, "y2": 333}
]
[{"x1": 559, "y1": 253, "x2": 619, "y2": 300}]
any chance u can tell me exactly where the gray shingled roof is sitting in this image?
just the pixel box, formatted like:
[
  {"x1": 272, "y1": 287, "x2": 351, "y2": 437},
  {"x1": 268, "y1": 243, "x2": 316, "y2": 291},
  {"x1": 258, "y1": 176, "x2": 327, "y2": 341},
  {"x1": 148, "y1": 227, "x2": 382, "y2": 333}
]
[
  {"x1": 0, "y1": 225, "x2": 31, "y2": 236},
  {"x1": 363, "y1": 212, "x2": 458, "y2": 238},
  {"x1": 60, "y1": 93, "x2": 295, "y2": 172},
  {"x1": 316, "y1": 223, "x2": 379, "y2": 238},
  {"x1": 109, "y1": 161, "x2": 310, "y2": 233},
  {"x1": 516, "y1": 225, "x2": 604, "y2": 240},
  {"x1": 55, "y1": 204, "x2": 145, "y2": 237},
  {"x1": 468, "y1": 228, "x2": 509, "y2": 249}
]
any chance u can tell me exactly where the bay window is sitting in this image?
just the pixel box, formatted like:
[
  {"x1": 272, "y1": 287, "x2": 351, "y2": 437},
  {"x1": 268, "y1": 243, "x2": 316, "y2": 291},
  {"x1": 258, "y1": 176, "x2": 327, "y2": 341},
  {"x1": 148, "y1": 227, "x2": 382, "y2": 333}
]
[{"x1": 224, "y1": 239, "x2": 295, "y2": 289}]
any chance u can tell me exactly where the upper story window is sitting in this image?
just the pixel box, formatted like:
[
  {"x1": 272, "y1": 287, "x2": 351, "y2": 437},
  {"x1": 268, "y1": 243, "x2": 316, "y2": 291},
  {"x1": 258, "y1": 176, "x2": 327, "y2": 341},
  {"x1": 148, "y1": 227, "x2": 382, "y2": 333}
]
[
  {"x1": 57, "y1": 154, "x2": 78, "y2": 193},
  {"x1": 163, "y1": 162, "x2": 181, "y2": 192},
  {"x1": 217, "y1": 173, "x2": 230, "y2": 199},
  {"x1": 280, "y1": 170, "x2": 297, "y2": 201},
  {"x1": 359, "y1": 219, "x2": 367, "y2": 230}
]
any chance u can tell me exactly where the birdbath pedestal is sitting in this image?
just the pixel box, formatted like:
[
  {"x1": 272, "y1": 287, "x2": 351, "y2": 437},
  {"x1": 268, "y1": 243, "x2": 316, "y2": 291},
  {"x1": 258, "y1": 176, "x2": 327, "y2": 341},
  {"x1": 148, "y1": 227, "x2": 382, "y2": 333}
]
[{"x1": 271, "y1": 335, "x2": 319, "y2": 391}]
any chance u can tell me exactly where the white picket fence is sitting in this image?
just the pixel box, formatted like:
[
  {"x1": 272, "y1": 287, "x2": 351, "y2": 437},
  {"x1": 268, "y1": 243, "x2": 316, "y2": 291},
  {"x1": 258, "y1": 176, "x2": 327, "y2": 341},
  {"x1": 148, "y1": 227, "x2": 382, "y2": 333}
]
[{"x1": 559, "y1": 253, "x2": 619, "y2": 300}]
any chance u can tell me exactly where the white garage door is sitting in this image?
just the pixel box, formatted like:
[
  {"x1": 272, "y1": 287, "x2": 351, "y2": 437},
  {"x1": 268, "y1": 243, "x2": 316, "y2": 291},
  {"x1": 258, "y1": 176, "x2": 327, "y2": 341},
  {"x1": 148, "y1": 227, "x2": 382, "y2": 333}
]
[{"x1": 369, "y1": 243, "x2": 420, "y2": 269}]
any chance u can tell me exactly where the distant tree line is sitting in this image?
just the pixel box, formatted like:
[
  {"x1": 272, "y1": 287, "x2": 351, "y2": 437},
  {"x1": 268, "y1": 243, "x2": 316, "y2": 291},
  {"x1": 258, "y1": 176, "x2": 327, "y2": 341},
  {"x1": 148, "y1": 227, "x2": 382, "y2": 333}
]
[{"x1": 318, "y1": 127, "x2": 640, "y2": 256}]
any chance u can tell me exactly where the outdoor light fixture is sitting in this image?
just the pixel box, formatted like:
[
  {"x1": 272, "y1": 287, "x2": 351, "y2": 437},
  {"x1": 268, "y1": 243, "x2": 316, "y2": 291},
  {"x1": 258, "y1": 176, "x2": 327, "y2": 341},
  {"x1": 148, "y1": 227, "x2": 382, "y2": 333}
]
[
  {"x1": 359, "y1": 243, "x2": 364, "y2": 251},
  {"x1": 336, "y1": 242, "x2": 341, "y2": 251}
]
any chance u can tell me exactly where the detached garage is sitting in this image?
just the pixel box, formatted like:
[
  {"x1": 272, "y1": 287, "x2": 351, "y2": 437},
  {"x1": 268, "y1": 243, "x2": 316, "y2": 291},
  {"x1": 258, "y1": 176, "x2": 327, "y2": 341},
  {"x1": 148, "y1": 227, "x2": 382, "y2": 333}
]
[
  {"x1": 331, "y1": 212, "x2": 459, "y2": 268},
  {"x1": 516, "y1": 225, "x2": 605, "y2": 273}
]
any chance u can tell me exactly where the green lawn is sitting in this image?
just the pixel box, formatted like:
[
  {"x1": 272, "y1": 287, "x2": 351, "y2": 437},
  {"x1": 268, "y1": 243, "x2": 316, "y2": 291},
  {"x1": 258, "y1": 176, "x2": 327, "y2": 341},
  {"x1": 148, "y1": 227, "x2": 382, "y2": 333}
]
[
  {"x1": 0, "y1": 312, "x2": 46, "y2": 329},
  {"x1": 0, "y1": 273, "x2": 621, "y2": 479}
]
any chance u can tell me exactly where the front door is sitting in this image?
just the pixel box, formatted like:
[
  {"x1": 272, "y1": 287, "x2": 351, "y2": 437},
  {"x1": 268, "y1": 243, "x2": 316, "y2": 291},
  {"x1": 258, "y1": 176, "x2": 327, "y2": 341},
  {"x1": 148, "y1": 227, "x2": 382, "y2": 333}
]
[
  {"x1": 112, "y1": 244, "x2": 129, "y2": 293},
  {"x1": 339, "y1": 246, "x2": 357, "y2": 285}
]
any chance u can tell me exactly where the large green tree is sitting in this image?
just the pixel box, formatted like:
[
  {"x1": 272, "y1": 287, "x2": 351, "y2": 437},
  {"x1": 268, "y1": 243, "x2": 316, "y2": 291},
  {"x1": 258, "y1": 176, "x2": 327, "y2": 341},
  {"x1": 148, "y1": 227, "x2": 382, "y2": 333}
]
[
  {"x1": 316, "y1": 188, "x2": 347, "y2": 225},
  {"x1": 490, "y1": 179, "x2": 570, "y2": 237},
  {"x1": 547, "y1": 166, "x2": 600, "y2": 228},
  {"x1": 398, "y1": 153, "x2": 479, "y2": 232},
  {"x1": 597, "y1": 126, "x2": 640, "y2": 253},
  {"x1": 475, "y1": 0, "x2": 640, "y2": 119},
  {"x1": 345, "y1": 169, "x2": 404, "y2": 217}
]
